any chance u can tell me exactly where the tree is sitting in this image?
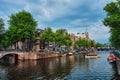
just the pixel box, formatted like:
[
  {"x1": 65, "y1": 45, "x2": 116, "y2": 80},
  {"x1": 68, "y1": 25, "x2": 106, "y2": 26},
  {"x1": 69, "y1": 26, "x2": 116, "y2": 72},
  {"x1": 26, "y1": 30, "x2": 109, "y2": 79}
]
[
  {"x1": 75, "y1": 39, "x2": 85, "y2": 47},
  {"x1": 64, "y1": 34, "x2": 72, "y2": 47},
  {"x1": 54, "y1": 29, "x2": 72, "y2": 47},
  {"x1": 0, "y1": 30, "x2": 12, "y2": 49},
  {"x1": 75, "y1": 38, "x2": 94, "y2": 48},
  {"x1": 109, "y1": 28, "x2": 120, "y2": 48},
  {"x1": 40, "y1": 27, "x2": 54, "y2": 42},
  {"x1": 8, "y1": 10, "x2": 37, "y2": 51},
  {"x1": 40, "y1": 27, "x2": 54, "y2": 49},
  {"x1": 40, "y1": 28, "x2": 72, "y2": 49},
  {"x1": 96, "y1": 42, "x2": 104, "y2": 48},
  {"x1": 0, "y1": 18, "x2": 4, "y2": 32},
  {"x1": 0, "y1": 18, "x2": 5, "y2": 48},
  {"x1": 103, "y1": 0, "x2": 120, "y2": 49},
  {"x1": 54, "y1": 29, "x2": 65, "y2": 46},
  {"x1": 90, "y1": 40, "x2": 95, "y2": 47}
]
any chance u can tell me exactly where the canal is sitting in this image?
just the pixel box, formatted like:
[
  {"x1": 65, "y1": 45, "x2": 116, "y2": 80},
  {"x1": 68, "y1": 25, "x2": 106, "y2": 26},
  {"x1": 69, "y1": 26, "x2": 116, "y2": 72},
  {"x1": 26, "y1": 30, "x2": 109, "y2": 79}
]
[{"x1": 0, "y1": 51, "x2": 119, "y2": 80}]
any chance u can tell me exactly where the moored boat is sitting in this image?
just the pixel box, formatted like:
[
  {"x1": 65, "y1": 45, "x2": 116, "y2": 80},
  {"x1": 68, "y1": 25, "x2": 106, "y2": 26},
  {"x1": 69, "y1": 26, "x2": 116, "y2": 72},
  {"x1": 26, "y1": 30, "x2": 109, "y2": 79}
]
[
  {"x1": 107, "y1": 53, "x2": 116, "y2": 63},
  {"x1": 67, "y1": 52, "x2": 73, "y2": 56},
  {"x1": 85, "y1": 53, "x2": 101, "y2": 58}
]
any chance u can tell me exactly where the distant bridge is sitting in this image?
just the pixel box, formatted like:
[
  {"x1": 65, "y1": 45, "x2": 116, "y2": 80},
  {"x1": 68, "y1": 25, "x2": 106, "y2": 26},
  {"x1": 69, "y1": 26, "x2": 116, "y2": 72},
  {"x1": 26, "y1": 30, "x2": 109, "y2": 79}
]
[{"x1": 97, "y1": 47, "x2": 115, "y2": 51}]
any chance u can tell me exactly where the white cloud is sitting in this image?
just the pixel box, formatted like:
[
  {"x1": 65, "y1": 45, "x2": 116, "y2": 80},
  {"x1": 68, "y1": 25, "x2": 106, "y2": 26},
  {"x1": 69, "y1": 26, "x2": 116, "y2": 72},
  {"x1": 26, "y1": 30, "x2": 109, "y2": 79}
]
[
  {"x1": 0, "y1": 0, "x2": 116, "y2": 43},
  {"x1": 68, "y1": 20, "x2": 110, "y2": 43},
  {"x1": 88, "y1": 0, "x2": 117, "y2": 16},
  {"x1": 1, "y1": 0, "x2": 116, "y2": 22},
  {"x1": 2, "y1": 0, "x2": 27, "y2": 5},
  {"x1": 24, "y1": 4, "x2": 30, "y2": 11},
  {"x1": 88, "y1": 21, "x2": 110, "y2": 40},
  {"x1": 33, "y1": 0, "x2": 116, "y2": 22},
  {"x1": 22, "y1": 0, "x2": 85, "y2": 21},
  {"x1": 70, "y1": 19, "x2": 88, "y2": 26},
  {"x1": 69, "y1": 18, "x2": 94, "y2": 28}
]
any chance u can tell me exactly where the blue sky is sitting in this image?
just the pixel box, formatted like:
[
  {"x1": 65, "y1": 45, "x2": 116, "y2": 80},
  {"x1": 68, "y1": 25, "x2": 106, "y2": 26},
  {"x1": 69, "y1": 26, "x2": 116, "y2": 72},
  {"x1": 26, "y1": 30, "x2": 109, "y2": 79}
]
[{"x1": 0, "y1": 0, "x2": 116, "y2": 43}]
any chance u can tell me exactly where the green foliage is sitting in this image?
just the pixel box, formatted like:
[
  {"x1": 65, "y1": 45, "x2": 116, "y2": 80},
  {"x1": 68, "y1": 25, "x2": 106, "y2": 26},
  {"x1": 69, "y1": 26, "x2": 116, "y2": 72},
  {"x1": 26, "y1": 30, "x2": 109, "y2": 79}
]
[
  {"x1": 40, "y1": 27, "x2": 54, "y2": 42},
  {"x1": 109, "y1": 28, "x2": 120, "y2": 48},
  {"x1": 0, "y1": 18, "x2": 5, "y2": 47},
  {"x1": 75, "y1": 38, "x2": 92, "y2": 48},
  {"x1": 40, "y1": 28, "x2": 72, "y2": 47},
  {"x1": 103, "y1": 0, "x2": 120, "y2": 49},
  {"x1": 0, "y1": 18, "x2": 5, "y2": 38},
  {"x1": 54, "y1": 29, "x2": 72, "y2": 47},
  {"x1": 95, "y1": 42, "x2": 104, "y2": 48},
  {"x1": 8, "y1": 10, "x2": 37, "y2": 43},
  {"x1": 64, "y1": 34, "x2": 72, "y2": 47},
  {"x1": 0, "y1": 18, "x2": 4, "y2": 30},
  {"x1": 90, "y1": 40, "x2": 95, "y2": 47},
  {"x1": 54, "y1": 29, "x2": 65, "y2": 46},
  {"x1": 0, "y1": 31, "x2": 11, "y2": 48}
]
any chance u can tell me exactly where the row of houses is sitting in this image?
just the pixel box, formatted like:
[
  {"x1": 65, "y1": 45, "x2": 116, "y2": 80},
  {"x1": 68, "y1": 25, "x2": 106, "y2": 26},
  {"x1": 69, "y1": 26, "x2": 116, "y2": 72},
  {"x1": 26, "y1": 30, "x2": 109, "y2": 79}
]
[
  {"x1": 6, "y1": 28, "x2": 93, "y2": 53},
  {"x1": 34, "y1": 28, "x2": 92, "y2": 52}
]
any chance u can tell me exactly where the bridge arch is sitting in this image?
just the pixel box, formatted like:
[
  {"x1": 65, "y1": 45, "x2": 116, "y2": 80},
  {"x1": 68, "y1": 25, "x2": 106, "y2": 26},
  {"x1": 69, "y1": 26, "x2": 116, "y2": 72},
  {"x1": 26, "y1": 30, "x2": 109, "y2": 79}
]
[{"x1": 1, "y1": 53, "x2": 19, "y2": 64}]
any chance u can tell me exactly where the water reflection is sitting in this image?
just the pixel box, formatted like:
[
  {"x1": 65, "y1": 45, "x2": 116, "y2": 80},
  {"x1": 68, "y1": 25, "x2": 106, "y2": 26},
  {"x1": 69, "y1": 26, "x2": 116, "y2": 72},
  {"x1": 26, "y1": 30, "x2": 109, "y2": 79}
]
[
  {"x1": 0, "y1": 52, "x2": 119, "y2": 80},
  {"x1": 0, "y1": 56, "x2": 75, "y2": 80}
]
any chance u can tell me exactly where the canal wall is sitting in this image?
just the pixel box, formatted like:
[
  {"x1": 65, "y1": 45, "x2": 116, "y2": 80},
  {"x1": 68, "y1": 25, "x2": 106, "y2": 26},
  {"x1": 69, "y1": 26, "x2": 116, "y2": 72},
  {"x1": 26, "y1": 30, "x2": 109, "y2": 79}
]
[
  {"x1": 17, "y1": 52, "x2": 63, "y2": 60},
  {"x1": 116, "y1": 58, "x2": 120, "y2": 75},
  {"x1": 113, "y1": 51, "x2": 120, "y2": 75}
]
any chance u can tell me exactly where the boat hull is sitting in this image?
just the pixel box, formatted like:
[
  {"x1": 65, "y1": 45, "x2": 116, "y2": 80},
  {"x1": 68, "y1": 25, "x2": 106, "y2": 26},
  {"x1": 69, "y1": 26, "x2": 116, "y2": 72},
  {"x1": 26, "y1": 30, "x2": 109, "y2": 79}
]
[
  {"x1": 85, "y1": 55, "x2": 101, "y2": 58},
  {"x1": 107, "y1": 54, "x2": 116, "y2": 63}
]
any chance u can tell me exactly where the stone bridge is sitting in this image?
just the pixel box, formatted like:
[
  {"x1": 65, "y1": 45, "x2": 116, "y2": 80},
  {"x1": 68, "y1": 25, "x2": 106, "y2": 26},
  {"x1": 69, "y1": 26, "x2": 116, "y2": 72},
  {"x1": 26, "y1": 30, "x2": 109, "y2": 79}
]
[
  {"x1": 0, "y1": 51, "x2": 62, "y2": 60},
  {"x1": 0, "y1": 51, "x2": 22, "y2": 59},
  {"x1": 0, "y1": 52, "x2": 16, "y2": 58}
]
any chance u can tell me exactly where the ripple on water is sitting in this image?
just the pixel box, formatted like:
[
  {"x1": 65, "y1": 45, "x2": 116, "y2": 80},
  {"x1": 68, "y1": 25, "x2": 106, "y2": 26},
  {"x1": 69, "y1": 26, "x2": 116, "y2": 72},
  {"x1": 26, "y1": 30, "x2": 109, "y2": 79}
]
[{"x1": 0, "y1": 51, "x2": 117, "y2": 80}]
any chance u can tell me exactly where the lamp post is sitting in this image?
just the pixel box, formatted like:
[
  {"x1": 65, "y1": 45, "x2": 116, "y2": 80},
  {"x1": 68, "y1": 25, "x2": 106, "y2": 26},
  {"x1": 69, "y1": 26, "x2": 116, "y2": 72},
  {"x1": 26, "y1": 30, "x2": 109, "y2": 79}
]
[{"x1": 28, "y1": 31, "x2": 32, "y2": 52}]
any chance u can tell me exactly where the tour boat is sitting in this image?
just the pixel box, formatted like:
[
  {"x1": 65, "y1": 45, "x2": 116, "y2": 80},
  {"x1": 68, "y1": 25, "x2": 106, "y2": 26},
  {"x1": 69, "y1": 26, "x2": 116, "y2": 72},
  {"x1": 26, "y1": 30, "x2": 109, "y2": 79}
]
[
  {"x1": 107, "y1": 54, "x2": 116, "y2": 63},
  {"x1": 85, "y1": 53, "x2": 101, "y2": 58}
]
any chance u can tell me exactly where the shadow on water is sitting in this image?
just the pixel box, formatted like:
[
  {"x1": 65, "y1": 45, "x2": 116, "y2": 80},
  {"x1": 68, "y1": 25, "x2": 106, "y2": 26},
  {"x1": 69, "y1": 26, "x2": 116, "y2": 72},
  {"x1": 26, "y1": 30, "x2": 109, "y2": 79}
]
[{"x1": 0, "y1": 54, "x2": 18, "y2": 65}]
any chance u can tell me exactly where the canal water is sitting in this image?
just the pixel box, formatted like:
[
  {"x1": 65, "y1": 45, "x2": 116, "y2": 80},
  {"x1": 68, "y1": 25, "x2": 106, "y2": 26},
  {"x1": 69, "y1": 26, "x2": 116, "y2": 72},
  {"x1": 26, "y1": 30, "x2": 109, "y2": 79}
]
[{"x1": 0, "y1": 51, "x2": 119, "y2": 80}]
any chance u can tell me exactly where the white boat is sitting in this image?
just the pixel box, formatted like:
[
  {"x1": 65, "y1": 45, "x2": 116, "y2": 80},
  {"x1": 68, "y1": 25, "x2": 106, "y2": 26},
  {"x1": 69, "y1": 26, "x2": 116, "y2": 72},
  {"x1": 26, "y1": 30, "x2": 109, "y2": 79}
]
[
  {"x1": 67, "y1": 52, "x2": 73, "y2": 56},
  {"x1": 85, "y1": 53, "x2": 101, "y2": 58}
]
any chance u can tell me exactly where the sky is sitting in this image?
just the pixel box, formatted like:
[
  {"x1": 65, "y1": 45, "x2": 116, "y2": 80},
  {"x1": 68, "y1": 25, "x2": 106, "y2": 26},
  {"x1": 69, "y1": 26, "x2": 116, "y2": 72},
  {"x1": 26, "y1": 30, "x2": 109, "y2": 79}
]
[{"x1": 0, "y1": 0, "x2": 116, "y2": 43}]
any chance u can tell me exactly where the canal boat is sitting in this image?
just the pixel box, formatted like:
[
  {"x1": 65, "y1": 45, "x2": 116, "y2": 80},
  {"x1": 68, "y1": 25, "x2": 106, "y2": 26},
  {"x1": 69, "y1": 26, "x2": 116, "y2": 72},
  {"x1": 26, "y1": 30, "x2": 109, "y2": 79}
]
[
  {"x1": 107, "y1": 53, "x2": 116, "y2": 63},
  {"x1": 85, "y1": 53, "x2": 101, "y2": 58},
  {"x1": 67, "y1": 52, "x2": 73, "y2": 56}
]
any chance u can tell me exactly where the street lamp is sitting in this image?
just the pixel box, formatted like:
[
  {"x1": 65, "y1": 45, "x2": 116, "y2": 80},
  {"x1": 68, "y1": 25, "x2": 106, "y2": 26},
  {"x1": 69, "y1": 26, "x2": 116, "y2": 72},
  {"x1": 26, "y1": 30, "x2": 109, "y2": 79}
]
[{"x1": 28, "y1": 31, "x2": 32, "y2": 52}]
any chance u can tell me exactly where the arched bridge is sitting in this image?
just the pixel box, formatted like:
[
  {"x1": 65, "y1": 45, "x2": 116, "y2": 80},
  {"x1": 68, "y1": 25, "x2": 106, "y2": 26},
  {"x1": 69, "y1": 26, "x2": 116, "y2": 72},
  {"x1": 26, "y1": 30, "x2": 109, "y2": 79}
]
[
  {"x1": 0, "y1": 51, "x2": 20, "y2": 59},
  {"x1": 0, "y1": 51, "x2": 22, "y2": 64},
  {"x1": 0, "y1": 51, "x2": 65, "y2": 60},
  {"x1": 0, "y1": 51, "x2": 39, "y2": 60}
]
